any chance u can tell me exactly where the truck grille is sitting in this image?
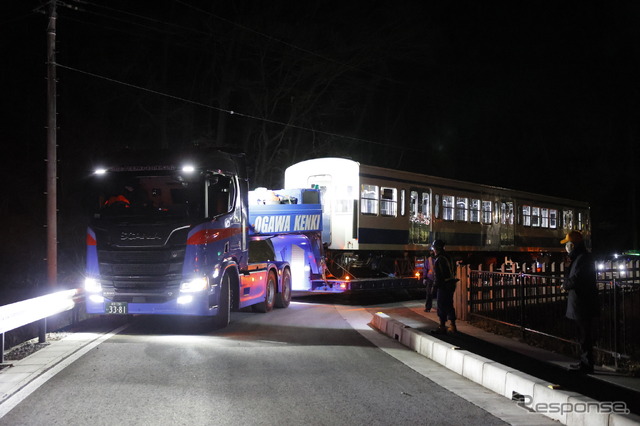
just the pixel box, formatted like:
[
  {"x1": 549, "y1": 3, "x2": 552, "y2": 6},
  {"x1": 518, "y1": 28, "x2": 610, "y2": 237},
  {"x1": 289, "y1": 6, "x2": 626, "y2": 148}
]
[
  {"x1": 97, "y1": 247, "x2": 186, "y2": 299},
  {"x1": 99, "y1": 248, "x2": 185, "y2": 264}
]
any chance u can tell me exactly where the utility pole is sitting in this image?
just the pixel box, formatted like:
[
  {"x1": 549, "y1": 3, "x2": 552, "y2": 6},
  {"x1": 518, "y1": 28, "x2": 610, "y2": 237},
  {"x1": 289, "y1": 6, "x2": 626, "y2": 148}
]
[{"x1": 46, "y1": 0, "x2": 58, "y2": 289}]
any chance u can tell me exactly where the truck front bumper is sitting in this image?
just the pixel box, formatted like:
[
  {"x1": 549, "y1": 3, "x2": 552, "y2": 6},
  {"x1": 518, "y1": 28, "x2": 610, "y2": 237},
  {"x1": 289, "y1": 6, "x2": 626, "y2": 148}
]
[{"x1": 85, "y1": 292, "x2": 218, "y2": 317}]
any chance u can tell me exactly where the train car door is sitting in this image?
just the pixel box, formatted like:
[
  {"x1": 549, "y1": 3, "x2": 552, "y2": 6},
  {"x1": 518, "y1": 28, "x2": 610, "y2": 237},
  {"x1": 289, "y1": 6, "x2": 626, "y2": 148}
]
[
  {"x1": 499, "y1": 200, "x2": 515, "y2": 247},
  {"x1": 409, "y1": 188, "x2": 432, "y2": 245}
]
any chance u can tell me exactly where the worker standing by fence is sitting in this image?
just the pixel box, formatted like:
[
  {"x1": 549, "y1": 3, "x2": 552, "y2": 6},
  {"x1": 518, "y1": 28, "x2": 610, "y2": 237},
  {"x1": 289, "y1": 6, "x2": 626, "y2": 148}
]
[
  {"x1": 431, "y1": 240, "x2": 458, "y2": 334},
  {"x1": 561, "y1": 230, "x2": 599, "y2": 373}
]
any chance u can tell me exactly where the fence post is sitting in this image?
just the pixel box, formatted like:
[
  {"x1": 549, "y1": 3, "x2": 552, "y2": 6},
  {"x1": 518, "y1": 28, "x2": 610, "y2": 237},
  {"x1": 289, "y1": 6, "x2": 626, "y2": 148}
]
[
  {"x1": 489, "y1": 263, "x2": 495, "y2": 312},
  {"x1": 519, "y1": 272, "x2": 526, "y2": 338},
  {"x1": 39, "y1": 318, "x2": 47, "y2": 344},
  {"x1": 455, "y1": 264, "x2": 468, "y2": 321}
]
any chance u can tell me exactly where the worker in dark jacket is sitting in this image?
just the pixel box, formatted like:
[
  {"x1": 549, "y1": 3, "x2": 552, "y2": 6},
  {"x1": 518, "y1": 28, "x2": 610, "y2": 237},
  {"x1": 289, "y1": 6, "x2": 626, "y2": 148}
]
[
  {"x1": 561, "y1": 231, "x2": 599, "y2": 373},
  {"x1": 431, "y1": 239, "x2": 457, "y2": 334}
]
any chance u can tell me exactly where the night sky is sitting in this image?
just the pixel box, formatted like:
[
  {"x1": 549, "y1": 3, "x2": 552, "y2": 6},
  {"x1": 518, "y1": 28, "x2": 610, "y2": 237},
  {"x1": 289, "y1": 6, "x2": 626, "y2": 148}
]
[{"x1": 1, "y1": 1, "x2": 639, "y2": 287}]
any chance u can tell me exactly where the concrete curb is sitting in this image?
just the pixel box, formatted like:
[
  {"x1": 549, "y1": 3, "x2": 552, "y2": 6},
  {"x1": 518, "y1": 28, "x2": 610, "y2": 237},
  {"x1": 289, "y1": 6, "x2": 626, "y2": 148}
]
[{"x1": 370, "y1": 312, "x2": 640, "y2": 426}]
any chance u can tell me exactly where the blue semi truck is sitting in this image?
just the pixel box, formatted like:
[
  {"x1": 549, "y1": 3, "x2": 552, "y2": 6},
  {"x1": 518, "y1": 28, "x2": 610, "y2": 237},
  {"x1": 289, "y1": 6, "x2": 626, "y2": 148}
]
[{"x1": 84, "y1": 149, "x2": 324, "y2": 328}]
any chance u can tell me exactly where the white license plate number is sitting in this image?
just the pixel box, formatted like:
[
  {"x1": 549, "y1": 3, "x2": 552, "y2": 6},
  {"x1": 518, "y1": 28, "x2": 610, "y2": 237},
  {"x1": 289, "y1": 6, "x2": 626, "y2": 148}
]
[{"x1": 105, "y1": 302, "x2": 128, "y2": 315}]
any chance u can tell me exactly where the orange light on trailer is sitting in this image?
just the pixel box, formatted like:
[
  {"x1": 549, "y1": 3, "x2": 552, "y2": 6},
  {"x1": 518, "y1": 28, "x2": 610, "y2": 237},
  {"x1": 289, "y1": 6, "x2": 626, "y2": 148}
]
[{"x1": 345, "y1": 275, "x2": 350, "y2": 280}]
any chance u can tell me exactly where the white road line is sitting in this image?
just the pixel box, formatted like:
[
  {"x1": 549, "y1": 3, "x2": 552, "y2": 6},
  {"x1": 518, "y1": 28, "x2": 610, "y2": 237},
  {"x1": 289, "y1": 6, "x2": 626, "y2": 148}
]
[{"x1": 0, "y1": 324, "x2": 129, "y2": 419}]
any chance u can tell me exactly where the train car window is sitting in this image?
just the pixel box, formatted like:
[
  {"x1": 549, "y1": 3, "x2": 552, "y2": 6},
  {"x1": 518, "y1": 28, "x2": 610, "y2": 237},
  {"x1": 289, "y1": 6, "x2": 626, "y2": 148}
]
[
  {"x1": 541, "y1": 208, "x2": 549, "y2": 228},
  {"x1": 411, "y1": 190, "x2": 431, "y2": 224},
  {"x1": 470, "y1": 199, "x2": 480, "y2": 223},
  {"x1": 380, "y1": 187, "x2": 397, "y2": 217},
  {"x1": 522, "y1": 205, "x2": 531, "y2": 226},
  {"x1": 306, "y1": 175, "x2": 331, "y2": 215},
  {"x1": 443, "y1": 195, "x2": 454, "y2": 221},
  {"x1": 578, "y1": 211, "x2": 583, "y2": 230},
  {"x1": 435, "y1": 194, "x2": 440, "y2": 219},
  {"x1": 335, "y1": 185, "x2": 354, "y2": 214},
  {"x1": 501, "y1": 201, "x2": 514, "y2": 225},
  {"x1": 563, "y1": 210, "x2": 573, "y2": 230},
  {"x1": 549, "y1": 209, "x2": 558, "y2": 229},
  {"x1": 421, "y1": 191, "x2": 431, "y2": 223},
  {"x1": 361, "y1": 184, "x2": 379, "y2": 215},
  {"x1": 410, "y1": 191, "x2": 418, "y2": 217},
  {"x1": 482, "y1": 201, "x2": 492, "y2": 224},
  {"x1": 494, "y1": 202, "x2": 499, "y2": 224},
  {"x1": 508, "y1": 202, "x2": 515, "y2": 224},
  {"x1": 400, "y1": 189, "x2": 406, "y2": 216},
  {"x1": 455, "y1": 197, "x2": 468, "y2": 221},
  {"x1": 531, "y1": 206, "x2": 540, "y2": 227}
]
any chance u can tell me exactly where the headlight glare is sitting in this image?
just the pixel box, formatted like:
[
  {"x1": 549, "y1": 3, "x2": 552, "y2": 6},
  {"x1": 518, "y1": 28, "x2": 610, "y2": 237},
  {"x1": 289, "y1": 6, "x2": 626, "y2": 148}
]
[
  {"x1": 180, "y1": 277, "x2": 209, "y2": 293},
  {"x1": 85, "y1": 277, "x2": 101, "y2": 293}
]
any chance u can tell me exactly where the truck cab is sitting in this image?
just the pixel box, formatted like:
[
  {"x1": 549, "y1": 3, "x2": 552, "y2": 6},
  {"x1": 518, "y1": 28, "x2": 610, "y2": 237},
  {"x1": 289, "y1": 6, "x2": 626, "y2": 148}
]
[{"x1": 84, "y1": 148, "x2": 322, "y2": 328}]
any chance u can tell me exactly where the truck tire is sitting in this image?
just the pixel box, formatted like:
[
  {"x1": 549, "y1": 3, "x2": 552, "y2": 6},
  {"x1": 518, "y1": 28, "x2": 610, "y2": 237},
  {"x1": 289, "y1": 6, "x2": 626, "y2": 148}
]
[
  {"x1": 275, "y1": 268, "x2": 291, "y2": 308},
  {"x1": 254, "y1": 271, "x2": 276, "y2": 313},
  {"x1": 212, "y1": 274, "x2": 231, "y2": 329}
]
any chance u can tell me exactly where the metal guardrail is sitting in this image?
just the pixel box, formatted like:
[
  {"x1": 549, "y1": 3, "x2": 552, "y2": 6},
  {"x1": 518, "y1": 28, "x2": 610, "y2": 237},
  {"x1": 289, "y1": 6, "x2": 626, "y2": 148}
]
[{"x1": 0, "y1": 289, "x2": 82, "y2": 364}]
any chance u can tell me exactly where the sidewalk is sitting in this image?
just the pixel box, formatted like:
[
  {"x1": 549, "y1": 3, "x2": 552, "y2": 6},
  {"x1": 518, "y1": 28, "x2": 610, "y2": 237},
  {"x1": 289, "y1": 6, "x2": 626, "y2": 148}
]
[
  {"x1": 368, "y1": 300, "x2": 640, "y2": 425},
  {"x1": 0, "y1": 321, "x2": 128, "y2": 413}
]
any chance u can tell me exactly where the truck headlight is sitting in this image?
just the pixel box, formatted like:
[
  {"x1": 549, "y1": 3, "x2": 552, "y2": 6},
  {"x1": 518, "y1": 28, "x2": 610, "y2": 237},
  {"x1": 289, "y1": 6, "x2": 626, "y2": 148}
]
[
  {"x1": 177, "y1": 295, "x2": 193, "y2": 305},
  {"x1": 85, "y1": 277, "x2": 101, "y2": 293},
  {"x1": 180, "y1": 277, "x2": 209, "y2": 293}
]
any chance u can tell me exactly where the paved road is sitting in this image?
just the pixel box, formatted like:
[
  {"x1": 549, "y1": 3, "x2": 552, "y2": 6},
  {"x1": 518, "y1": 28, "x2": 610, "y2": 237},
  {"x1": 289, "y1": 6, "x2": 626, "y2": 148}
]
[{"x1": 0, "y1": 297, "x2": 554, "y2": 425}]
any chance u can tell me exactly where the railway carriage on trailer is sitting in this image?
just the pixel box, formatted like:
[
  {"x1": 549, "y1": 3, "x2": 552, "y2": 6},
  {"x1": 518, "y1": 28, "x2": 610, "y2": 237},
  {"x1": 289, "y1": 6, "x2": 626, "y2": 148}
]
[{"x1": 284, "y1": 157, "x2": 590, "y2": 278}]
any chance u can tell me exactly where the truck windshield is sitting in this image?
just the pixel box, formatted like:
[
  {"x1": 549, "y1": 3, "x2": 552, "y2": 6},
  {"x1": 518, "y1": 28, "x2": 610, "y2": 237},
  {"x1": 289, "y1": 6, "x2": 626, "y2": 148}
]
[{"x1": 92, "y1": 171, "x2": 204, "y2": 221}]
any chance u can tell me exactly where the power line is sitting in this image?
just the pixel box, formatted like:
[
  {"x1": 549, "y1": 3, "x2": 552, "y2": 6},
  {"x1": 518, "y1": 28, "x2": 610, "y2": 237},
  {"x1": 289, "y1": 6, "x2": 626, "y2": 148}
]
[
  {"x1": 173, "y1": 0, "x2": 405, "y2": 84},
  {"x1": 68, "y1": 0, "x2": 408, "y2": 87},
  {"x1": 55, "y1": 61, "x2": 426, "y2": 154},
  {"x1": 58, "y1": 0, "x2": 455, "y2": 110},
  {"x1": 68, "y1": 0, "x2": 211, "y2": 39}
]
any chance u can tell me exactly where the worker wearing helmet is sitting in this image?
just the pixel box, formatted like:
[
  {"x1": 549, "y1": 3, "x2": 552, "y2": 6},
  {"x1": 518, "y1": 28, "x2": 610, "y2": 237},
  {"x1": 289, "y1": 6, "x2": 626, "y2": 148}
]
[
  {"x1": 431, "y1": 239, "x2": 458, "y2": 334},
  {"x1": 561, "y1": 230, "x2": 599, "y2": 373}
]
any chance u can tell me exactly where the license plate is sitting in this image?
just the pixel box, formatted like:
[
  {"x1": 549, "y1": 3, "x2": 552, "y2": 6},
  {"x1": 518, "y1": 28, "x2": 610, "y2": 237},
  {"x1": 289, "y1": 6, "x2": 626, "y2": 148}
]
[{"x1": 105, "y1": 302, "x2": 128, "y2": 315}]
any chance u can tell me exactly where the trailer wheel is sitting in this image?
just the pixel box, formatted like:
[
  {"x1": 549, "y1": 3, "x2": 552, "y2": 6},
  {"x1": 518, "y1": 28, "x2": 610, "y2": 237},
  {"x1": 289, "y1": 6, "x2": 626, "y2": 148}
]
[
  {"x1": 212, "y1": 274, "x2": 231, "y2": 329},
  {"x1": 275, "y1": 268, "x2": 291, "y2": 308},
  {"x1": 254, "y1": 271, "x2": 276, "y2": 313}
]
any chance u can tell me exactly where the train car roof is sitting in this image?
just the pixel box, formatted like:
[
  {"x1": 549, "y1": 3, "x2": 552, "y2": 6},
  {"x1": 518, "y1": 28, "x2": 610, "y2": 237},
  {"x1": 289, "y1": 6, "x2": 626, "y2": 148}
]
[
  {"x1": 288, "y1": 157, "x2": 589, "y2": 209},
  {"x1": 360, "y1": 162, "x2": 589, "y2": 208}
]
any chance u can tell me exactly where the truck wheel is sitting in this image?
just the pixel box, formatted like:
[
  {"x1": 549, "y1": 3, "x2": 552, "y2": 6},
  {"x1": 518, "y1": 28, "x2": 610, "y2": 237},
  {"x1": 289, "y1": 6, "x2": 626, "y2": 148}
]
[
  {"x1": 254, "y1": 271, "x2": 276, "y2": 313},
  {"x1": 212, "y1": 274, "x2": 231, "y2": 329},
  {"x1": 275, "y1": 268, "x2": 291, "y2": 308}
]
